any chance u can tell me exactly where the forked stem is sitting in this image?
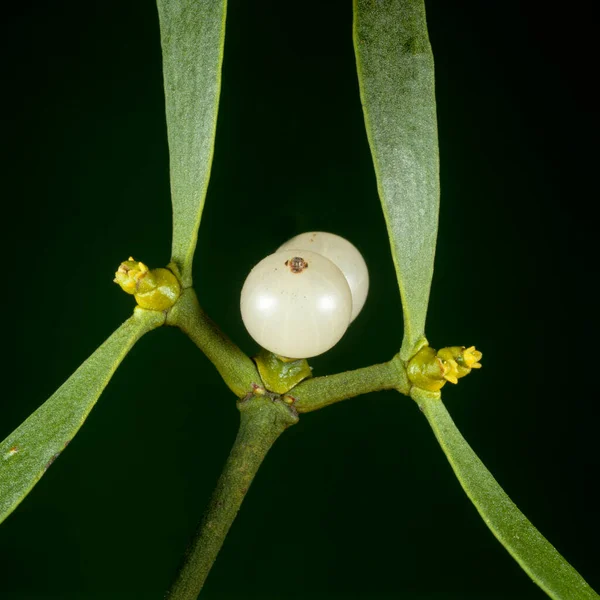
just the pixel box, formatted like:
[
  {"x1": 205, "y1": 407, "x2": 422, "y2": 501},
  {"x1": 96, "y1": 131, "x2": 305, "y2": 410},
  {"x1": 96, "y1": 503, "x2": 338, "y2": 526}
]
[
  {"x1": 165, "y1": 396, "x2": 298, "y2": 600},
  {"x1": 167, "y1": 288, "x2": 262, "y2": 398}
]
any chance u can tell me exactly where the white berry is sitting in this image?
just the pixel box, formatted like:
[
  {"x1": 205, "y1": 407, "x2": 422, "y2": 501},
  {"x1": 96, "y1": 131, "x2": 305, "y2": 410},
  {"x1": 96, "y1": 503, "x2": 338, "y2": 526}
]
[
  {"x1": 278, "y1": 232, "x2": 369, "y2": 322},
  {"x1": 240, "y1": 250, "x2": 352, "y2": 358}
]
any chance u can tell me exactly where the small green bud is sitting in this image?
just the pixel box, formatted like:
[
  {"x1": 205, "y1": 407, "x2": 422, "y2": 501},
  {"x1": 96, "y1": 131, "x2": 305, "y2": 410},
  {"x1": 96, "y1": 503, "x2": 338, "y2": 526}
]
[
  {"x1": 407, "y1": 346, "x2": 454, "y2": 392},
  {"x1": 114, "y1": 257, "x2": 181, "y2": 311},
  {"x1": 253, "y1": 349, "x2": 312, "y2": 395}
]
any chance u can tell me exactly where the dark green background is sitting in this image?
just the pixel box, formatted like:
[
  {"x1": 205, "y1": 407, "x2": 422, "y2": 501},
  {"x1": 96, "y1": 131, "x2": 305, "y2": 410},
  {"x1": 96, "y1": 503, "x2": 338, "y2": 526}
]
[{"x1": 1, "y1": 1, "x2": 597, "y2": 599}]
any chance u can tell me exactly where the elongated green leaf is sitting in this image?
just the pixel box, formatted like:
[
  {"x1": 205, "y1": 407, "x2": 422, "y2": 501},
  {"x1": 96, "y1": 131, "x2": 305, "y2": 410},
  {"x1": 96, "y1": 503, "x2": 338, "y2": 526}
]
[
  {"x1": 0, "y1": 309, "x2": 163, "y2": 524},
  {"x1": 415, "y1": 391, "x2": 599, "y2": 600},
  {"x1": 353, "y1": 0, "x2": 439, "y2": 359},
  {"x1": 157, "y1": 0, "x2": 227, "y2": 287}
]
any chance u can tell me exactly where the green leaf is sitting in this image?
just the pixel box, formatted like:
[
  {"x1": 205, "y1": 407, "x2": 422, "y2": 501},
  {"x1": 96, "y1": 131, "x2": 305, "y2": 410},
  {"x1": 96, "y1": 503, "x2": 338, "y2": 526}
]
[
  {"x1": 353, "y1": 0, "x2": 439, "y2": 359},
  {"x1": 157, "y1": 0, "x2": 228, "y2": 287},
  {"x1": 0, "y1": 309, "x2": 163, "y2": 524},
  {"x1": 414, "y1": 390, "x2": 599, "y2": 600}
]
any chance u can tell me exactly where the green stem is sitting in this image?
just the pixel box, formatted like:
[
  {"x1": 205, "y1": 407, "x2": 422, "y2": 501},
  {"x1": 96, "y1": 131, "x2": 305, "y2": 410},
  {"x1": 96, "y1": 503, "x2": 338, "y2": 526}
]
[
  {"x1": 291, "y1": 355, "x2": 410, "y2": 413},
  {"x1": 165, "y1": 396, "x2": 298, "y2": 600},
  {"x1": 167, "y1": 288, "x2": 262, "y2": 398}
]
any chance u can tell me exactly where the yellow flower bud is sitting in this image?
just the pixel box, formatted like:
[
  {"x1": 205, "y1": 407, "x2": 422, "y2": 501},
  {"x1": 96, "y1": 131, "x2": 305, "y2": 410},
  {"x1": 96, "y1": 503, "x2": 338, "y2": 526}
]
[
  {"x1": 437, "y1": 346, "x2": 482, "y2": 379},
  {"x1": 462, "y1": 346, "x2": 483, "y2": 369},
  {"x1": 114, "y1": 257, "x2": 181, "y2": 311}
]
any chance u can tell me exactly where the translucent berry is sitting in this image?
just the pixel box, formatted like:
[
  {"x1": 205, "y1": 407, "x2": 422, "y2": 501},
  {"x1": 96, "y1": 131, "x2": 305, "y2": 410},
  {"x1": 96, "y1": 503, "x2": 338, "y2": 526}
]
[
  {"x1": 240, "y1": 249, "x2": 352, "y2": 358},
  {"x1": 278, "y1": 232, "x2": 368, "y2": 321}
]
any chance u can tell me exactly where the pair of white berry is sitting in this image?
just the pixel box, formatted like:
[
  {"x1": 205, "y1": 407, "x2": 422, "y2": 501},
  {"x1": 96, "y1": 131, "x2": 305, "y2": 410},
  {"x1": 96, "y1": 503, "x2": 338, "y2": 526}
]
[{"x1": 240, "y1": 232, "x2": 369, "y2": 359}]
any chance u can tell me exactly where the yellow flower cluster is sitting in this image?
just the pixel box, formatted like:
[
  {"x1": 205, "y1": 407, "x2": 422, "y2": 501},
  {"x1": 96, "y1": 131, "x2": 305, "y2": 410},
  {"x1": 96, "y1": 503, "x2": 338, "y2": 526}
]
[{"x1": 407, "y1": 345, "x2": 482, "y2": 392}]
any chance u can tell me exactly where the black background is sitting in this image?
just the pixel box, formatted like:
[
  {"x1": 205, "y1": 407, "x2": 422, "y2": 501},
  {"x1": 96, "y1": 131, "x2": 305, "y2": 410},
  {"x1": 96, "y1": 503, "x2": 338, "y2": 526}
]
[{"x1": 1, "y1": 1, "x2": 598, "y2": 599}]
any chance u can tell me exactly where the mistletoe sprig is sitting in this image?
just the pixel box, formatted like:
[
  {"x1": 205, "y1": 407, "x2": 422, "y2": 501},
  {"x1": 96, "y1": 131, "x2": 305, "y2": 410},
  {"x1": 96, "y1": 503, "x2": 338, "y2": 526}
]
[{"x1": 1, "y1": 2, "x2": 597, "y2": 600}]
